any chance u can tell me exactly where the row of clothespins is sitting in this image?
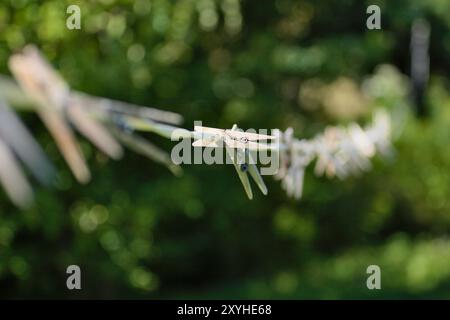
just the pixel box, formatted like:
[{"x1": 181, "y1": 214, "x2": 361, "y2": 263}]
[
  {"x1": 273, "y1": 110, "x2": 393, "y2": 200},
  {"x1": 1, "y1": 45, "x2": 186, "y2": 208},
  {"x1": 0, "y1": 45, "x2": 393, "y2": 208}
]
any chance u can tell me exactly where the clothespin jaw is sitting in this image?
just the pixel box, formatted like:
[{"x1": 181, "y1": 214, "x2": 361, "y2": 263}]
[
  {"x1": 191, "y1": 124, "x2": 272, "y2": 198},
  {"x1": 225, "y1": 125, "x2": 269, "y2": 199},
  {"x1": 227, "y1": 145, "x2": 253, "y2": 199},
  {"x1": 246, "y1": 149, "x2": 268, "y2": 195}
]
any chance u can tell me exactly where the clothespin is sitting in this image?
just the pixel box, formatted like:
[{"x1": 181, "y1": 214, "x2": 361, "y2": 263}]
[
  {"x1": 273, "y1": 127, "x2": 294, "y2": 181},
  {"x1": 73, "y1": 92, "x2": 184, "y2": 126},
  {"x1": 108, "y1": 115, "x2": 183, "y2": 176},
  {"x1": 9, "y1": 45, "x2": 123, "y2": 184},
  {"x1": 104, "y1": 111, "x2": 186, "y2": 175},
  {"x1": 193, "y1": 124, "x2": 273, "y2": 199},
  {"x1": 9, "y1": 46, "x2": 89, "y2": 183},
  {"x1": 348, "y1": 124, "x2": 375, "y2": 159},
  {"x1": 286, "y1": 139, "x2": 316, "y2": 199},
  {"x1": 0, "y1": 98, "x2": 55, "y2": 186},
  {"x1": 314, "y1": 127, "x2": 341, "y2": 178},
  {"x1": 333, "y1": 131, "x2": 366, "y2": 178},
  {"x1": 366, "y1": 109, "x2": 393, "y2": 158},
  {"x1": 226, "y1": 125, "x2": 269, "y2": 199},
  {"x1": 192, "y1": 125, "x2": 274, "y2": 151},
  {"x1": 0, "y1": 137, "x2": 34, "y2": 208},
  {"x1": 339, "y1": 124, "x2": 375, "y2": 175},
  {"x1": 0, "y1": 98, "x2": 55, "y2": 208},
  {"x1": 274, "y1": 127, "x2": 316, "y2": 199},
  {"x1": 410, "y1": 19, "x2": 430, "y2": 118}
]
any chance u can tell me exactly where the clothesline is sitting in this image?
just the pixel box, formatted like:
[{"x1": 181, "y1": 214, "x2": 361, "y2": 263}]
[{"x1": 0, "y1": 45, "x2": 394, "y2": 207}]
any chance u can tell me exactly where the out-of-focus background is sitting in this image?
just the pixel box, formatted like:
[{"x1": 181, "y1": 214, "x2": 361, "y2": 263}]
[{"x1": 0, "y1": 0, "x2": 449, "y2": 299}]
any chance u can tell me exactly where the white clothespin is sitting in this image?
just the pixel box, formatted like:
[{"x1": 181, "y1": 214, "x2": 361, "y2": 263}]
[
  {"x1": 330, "y1": 127, "x2": 367, "y2": 178},
  {"x1": 348, "y1": 123, "x2": 375, "y2": 159},
  {"x1": 96, "y1": 111, "x2": 186, "y2": 175}
]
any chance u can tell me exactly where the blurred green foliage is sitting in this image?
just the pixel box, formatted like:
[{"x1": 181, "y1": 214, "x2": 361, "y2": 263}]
[{"x1": 0, "y1": 0, "x2": 449, "y2": 298}]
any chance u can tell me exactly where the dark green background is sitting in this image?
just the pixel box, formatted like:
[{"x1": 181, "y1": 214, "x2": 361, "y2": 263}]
[{"x1": 0, "y1": 0, "x2": 449, "y2": 298}]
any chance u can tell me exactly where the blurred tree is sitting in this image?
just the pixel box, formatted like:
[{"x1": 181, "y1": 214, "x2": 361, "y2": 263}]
[{"x1": 0, "y1": 0, "x2": 448, "y2": 298}]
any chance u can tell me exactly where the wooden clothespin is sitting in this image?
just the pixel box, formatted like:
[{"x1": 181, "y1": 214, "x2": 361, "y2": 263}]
[
  {"x1": 274, "y1": 127, "x2": 315, "y2": 199},
  {"x1": 115, "y1": 115, "x2": 189, "y2": 140},
  {"x1": 286, "y1": 139, "x2": 315, "y2": 199},
  {"x1": 110, "y1": 124, "x2": 182, "y2": 176},
  {"x1": 9, "y1": 45, "x2": 123, "y2": 184},
  {"x1": 193, "y1": 124, "x2": 273, "y2": 199},
  {"x1": 0, "y1": 98, "x2": 55, "y2": 186},
  {"x1": 107, "y1": 114, "x2": 183, "y2": 176},
  {"x1": 0, "y1": 98, "x2": 53, "y2": 208},
  {"x1": 192, "y1": 125, "x2": 274, "y2": 151},
  {"x1": 366, "y1": 109, "x2": 394, "y2": 158},
  {"x1": 73, "y1": 92, "x2": 184, "y2": 126},
  {"x1": 314, "y1": 127, "x2": 341, "y2": 178},
  {"x1": 0, "y1": 136, "x2": 34, "y2": 209},
  {"x1": 273, "y1": 127, "x2": 294, "y2": 181}
]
